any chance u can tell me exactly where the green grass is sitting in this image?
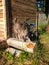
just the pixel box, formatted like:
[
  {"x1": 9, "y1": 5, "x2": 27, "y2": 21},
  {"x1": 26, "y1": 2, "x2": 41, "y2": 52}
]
[
  {"x1": 0, "y1": 49, "x2": 39, "y2": 65},
  {"x1": 0, "y1": 28, "x2": 49, "y2": 65}
]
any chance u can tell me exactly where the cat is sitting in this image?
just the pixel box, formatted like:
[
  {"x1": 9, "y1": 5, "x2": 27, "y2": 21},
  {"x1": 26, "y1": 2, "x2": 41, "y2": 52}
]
[{"x1": 13, "y1": 18, "x2": 30, "y2": 42}]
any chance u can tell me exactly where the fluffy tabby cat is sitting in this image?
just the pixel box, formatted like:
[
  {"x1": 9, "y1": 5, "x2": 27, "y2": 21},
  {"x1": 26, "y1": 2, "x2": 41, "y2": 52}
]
[{"x1": 13, "y1": 18, "x2": 30, "y2": 42}]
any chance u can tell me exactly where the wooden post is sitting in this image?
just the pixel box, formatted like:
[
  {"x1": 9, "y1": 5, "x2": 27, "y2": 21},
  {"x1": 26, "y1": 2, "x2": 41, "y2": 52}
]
[{"x1": 36, "y1": 12, "x2": 38, "y2": 40}]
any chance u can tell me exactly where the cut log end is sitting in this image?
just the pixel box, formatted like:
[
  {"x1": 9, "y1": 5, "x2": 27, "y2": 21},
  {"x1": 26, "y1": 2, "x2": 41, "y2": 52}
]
[{"x1": 7, "y1": 38, "x2": 36, "y2": 53}]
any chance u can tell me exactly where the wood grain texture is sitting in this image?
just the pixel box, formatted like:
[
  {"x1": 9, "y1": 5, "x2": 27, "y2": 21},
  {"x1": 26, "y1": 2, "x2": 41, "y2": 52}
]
[
  {"x1": 12, "y1": 5, "x2": 36, "y2": 14},
  {"x1": 0, "y1": 31, "x2": 4, "y2": 34},
  {"x1": 0, "y1": 0, "x2": 4, "y2": 40},
  {"x1": 0, "y1": 0, "x2": 37, "y2": 40},
  {"x1": 12, "y1": 10, "x2": 36, "y2": 18},
  {"x1": 0, "y1": 13, "x2": 3, "y2": 18},
  {"x1": 0, "y1": 0, "x2": 2, "y2": 1},
  {"x1": 0, "y1": 35, "x2": 4, "y2": 40},
  {"x1": 0, "y1": 1, "x2": 2, "y2": 6},
  {"x1": 12, "y1": 0, "x2": 37, "y2": 6},
  {"x1": 12, "y1": 0, "x2": 36, "y2": 12},
  {"x1": 0, "y1": 18, "x2": 3, "y2": 22},
  {"x1": 11, "y1": 0, "x2": 37, "y2": 21},
  {"x1": 0, "y1": 9, "x2": 3, "y2": 13}
]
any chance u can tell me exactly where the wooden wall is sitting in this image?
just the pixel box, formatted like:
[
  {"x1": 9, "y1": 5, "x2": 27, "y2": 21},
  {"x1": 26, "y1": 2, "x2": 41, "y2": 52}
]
[
  {"x1": 0, "y1": 0, "x2": 37, "y2": 40},
  {"x1": 11, "y1": 0, "x2": 37, "y2": 37},
  {"x1": 0, "y1": 0, "x2": 7, "y2": 40},
  {"x1": 11, "y1": 0, "x2": 37, "y2": 22}
]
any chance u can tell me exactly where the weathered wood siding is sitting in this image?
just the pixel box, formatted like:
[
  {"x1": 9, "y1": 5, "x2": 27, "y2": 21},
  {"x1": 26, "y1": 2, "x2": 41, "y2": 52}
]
[
  {"x1": 0, "y1": 0, "x2": 7, "y2": 40},
  {"x1": 0, "y1": 0, "x2": 37, "y2": 40},
  {"x1": 11, "y1": 0, "x2": 37, "y2": 37},
  {"x1": 11, "y1": 0, "x2": 37, "y2": 22}
]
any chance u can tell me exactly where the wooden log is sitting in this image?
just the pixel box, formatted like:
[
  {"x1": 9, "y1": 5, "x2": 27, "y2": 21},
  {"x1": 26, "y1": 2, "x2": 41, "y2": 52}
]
[{"x1": 7, "y1": 38, "x2": 36, "y2": 53}]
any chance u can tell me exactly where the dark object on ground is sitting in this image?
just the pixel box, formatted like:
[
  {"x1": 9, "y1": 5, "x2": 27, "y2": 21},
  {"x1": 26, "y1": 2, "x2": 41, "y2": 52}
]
[
  {"x1": 0, "y1": 40, "x2": 8, "y2": 50},
  {"x1": 0, "y1": 56, "x2": 7, "y2": 65},
  {"x1": 28, "y1": 31, "x2": 37, "y2": 41},
  {"x1": 23, "y1": 22, "x2": 37, "y2": 41}
]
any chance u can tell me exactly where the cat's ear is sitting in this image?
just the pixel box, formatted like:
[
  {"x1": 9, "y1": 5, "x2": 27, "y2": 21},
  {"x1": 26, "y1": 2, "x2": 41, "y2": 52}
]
[{"x1": 13, "y1": 18, "x2": 17, "y2": 24}]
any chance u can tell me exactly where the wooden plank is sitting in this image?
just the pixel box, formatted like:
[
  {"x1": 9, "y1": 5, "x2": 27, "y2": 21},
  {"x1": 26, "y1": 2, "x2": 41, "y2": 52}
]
[
  {"x1": 12, "y1": 9, "x2": 36, "y2": 15},
  {"x1": 12, "y1": 16, "x2": 36, "y2": 20},
  {"x1": 0, "y1": 27, "x2": 4, "y2": 34},
  {"x1": 0, "y1": 20, "x2": 3, "y2": 24},
  {"x1": 0, "y1": 28, "x2": 4, "y2": 31},
  {"x1": 12, "y1": 10, "x2": 36, "y2": 18},
  {"x1": 0, "y1": 0, "x2": 2, "y2": 1},
  {"x1": 0, "y1": 20, "x2": 3, "y2": 22},
  {"x1": 0, "y1": 35, "x2": 5, "y2": 40},
  {"x1": 12, "y1": 3, "x2": 37, "y2": 11},
  {"x1": 12, "y1": 1, "x2": 36, "y2": 12},
  {"x1": 0, "y1": 27, "x2": 4, "y2": 30},
  {"x1": 16, "y1": 0, "x2": 37, "y2": 3},
  {"x1": 12, "y1": 0, "x2": 37, "y2": 5},
  {"x1": 12, "y1": 15, "x2": 36, "y2": 22},
  {"x1": 12, "y1": 13, "x2": 36, "y2": 18},
  {"x1": 0, "y1": 26, "x2": 4, "y2": 32},
  {"x1": 0, "y1": 1, "x2": 2, "y2": 6},
  {"x1": 0, "y1": 6, "x2": 3, "y2": 9},
  {"x1": 0, "y1": 30, "x2": 4, "y2": 32},
  {"x1": 0, "y1": 34, "x2": 4, "y2": 37},
  {"x1": 0, "y1": 22, "x2": 4, "y2": 24},
  {"x1": 0, "y1": 31, "x2": 4, "y2": 35},
  {"x1": 12, "y1": 0, "x2": 37, "y2": 9},
  {"x1": 0, "y1": 29, "x2": 4, "y2": 32},
  {"x1": 12, "y1": 10, "x2": 36, "y2": 16},
  {"x1": 0, "y1": 13, "x2": 3, "y2": 18},
  {"x1": 0, "y1": 9, "x2": 3, "y2": 13},
  {"x1": 12, "y1": 5, "x2": 36, "y2": 15},
  {"x1": 0, "y1": 18, "x2": 3, "y2": 22},
  {"x1": 0, "y1": 24, "x2": 4, "y2": 27}
]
